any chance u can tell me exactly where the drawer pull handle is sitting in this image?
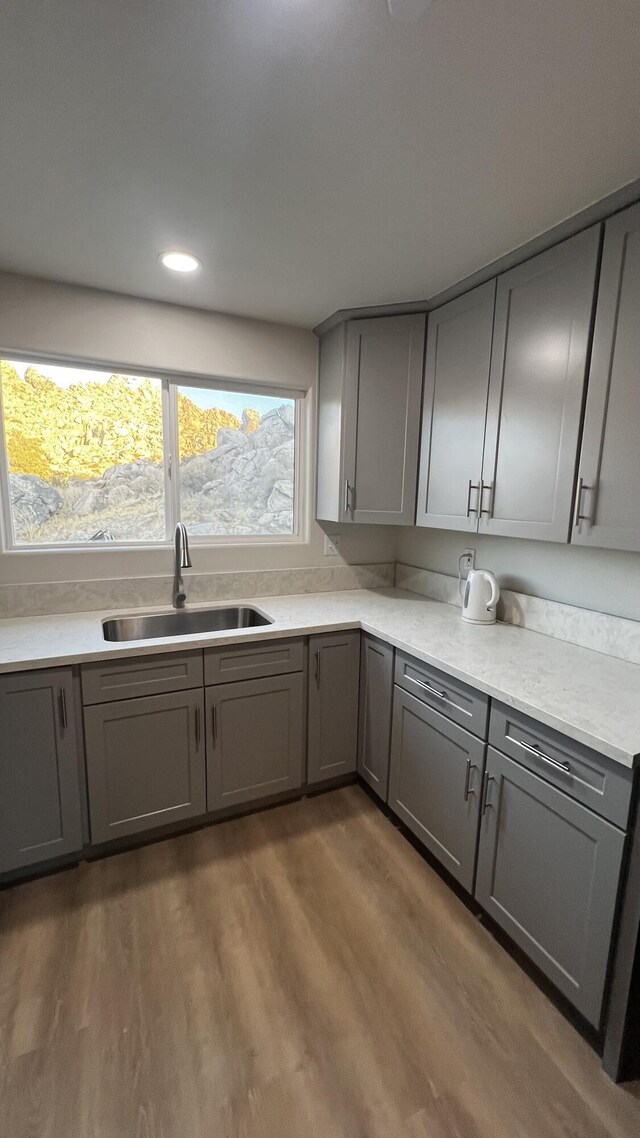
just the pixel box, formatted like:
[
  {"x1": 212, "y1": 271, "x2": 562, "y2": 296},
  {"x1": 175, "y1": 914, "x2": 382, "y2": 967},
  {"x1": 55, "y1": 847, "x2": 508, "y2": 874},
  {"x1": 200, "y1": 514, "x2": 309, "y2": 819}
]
[
  {"x1": 463, "y1": 759, "x2": 477, "y2": 801},
  {"x1": 410, "y1": 675, "x2": 454, "y2": 707},
  {"x1": 516, "y1": 738, "x2": 570, "y2": 773}
]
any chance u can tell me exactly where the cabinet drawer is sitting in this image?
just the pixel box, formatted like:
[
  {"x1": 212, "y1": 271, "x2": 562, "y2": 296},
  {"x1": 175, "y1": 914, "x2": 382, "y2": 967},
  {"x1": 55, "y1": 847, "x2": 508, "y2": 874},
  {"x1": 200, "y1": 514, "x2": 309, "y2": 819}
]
[
  {"x1": 82, "y1": 651, "x2": 203, "y2": 705},
  {"x1": 489, "y1": 703, "x2": 633, "y2": 829},
  {"x1": 204, "y1": 637, "x2": 304, "y2": 685},
  {"x1": 394, "y1": 652, "x2": 489, "y2": 739}
]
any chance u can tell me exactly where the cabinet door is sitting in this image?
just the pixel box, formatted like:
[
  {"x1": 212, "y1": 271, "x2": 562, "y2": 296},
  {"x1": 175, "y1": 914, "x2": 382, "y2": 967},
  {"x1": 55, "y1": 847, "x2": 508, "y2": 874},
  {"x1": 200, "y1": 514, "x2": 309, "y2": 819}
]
[
  {"x1": 357, "y1": 635, "x2": 394, "y2": 801},
  {"x1": 573, "y1": 204, "x2": 640, "y2": 552},
  {"x1": 316, "y1": 322, "x2": 349, "y2": 523},
  {"x1": 307, "y1": 631, "x2": 360, "y2": 784},
  {"x1": 206, "y1": 674, "x2": 304, "y2": 811},
  {"x1": 0, "y1": 668, "x2": 83, "y2": 872},
  {"x1": 475, "y1": 747, "x2": 625, "y2": 1027},
  {"x1": 388, "y1": 688, "x2": 485, "y2": 892},
  {"x1": 84, "y1": 689, "x2": 206, "y2": 844},
  {"x1": 479, "y1": 227, "x2": 600, "y2": 542},
  {"x1": 343, "y1": 314, "x2": 425, "y2": 525},
  {"x1": 416, "y1": 282, "x2": 495, "y2": 532}
]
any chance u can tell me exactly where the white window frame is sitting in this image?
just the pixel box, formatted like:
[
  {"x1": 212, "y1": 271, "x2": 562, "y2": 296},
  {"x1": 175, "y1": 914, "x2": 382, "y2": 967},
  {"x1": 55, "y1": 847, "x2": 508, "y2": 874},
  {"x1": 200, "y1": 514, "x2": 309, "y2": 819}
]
[{"x1": 0, "y1": 352, "x2": 305, "y2": 553}]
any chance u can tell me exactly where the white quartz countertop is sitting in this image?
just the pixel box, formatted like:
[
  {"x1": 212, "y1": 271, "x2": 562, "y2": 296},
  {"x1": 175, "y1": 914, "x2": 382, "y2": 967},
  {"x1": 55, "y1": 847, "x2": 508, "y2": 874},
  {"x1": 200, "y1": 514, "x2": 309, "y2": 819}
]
[{"x1": 0, "y1": 587, "x2": 638, "y2": 769}]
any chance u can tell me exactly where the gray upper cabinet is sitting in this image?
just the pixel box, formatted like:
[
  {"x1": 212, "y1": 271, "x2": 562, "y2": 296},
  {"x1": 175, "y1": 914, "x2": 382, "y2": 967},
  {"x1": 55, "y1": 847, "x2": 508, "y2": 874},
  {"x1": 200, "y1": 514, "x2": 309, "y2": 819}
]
[
  {"x1": 475, "y1": 746, "x2": 625, "y2": 1027},
  {"x1": 357, "y1": 634, "x2": 394, "y2": 801},
  {"x1": 206, "y1": 673, "x2": 304, "y2": 811},
  {"x1": 0, "y1": 668, "x2": 83, "y2": 873},
  {"x1": 388, "y1": 687, "x2": 485, "y2": 892},
  {"x1": 416, "y1": 281, "x2": 495, "y2": 531},
  {"x1": 316, "y1": 315, "x2": 425, "y2": 525},
  {"x1": 307, "y1": 631, "x2": 360, "y2": 784},
  {"x1": 573, "y1": 203, "x2": 640, "y2": 552},
  {"x1": 479, "y1": 227, "x2": 601, "y2": 541},
  {"x1": 84, "y1": 689, "x2": 206, "y2": 844}
]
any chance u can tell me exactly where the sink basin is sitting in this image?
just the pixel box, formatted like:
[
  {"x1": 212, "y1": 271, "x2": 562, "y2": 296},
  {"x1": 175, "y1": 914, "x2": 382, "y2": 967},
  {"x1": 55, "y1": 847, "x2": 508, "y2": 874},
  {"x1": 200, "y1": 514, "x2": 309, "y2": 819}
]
[{"x1": 102, "y1": 606, "x2": 273, "y2": 643}]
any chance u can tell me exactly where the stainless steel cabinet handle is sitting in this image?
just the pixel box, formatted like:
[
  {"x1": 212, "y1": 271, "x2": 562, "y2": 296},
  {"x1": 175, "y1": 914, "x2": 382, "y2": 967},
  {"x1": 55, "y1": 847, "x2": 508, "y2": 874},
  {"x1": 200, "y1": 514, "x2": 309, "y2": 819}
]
[
  {"x1": 314, "y1": 648, "x2": 322, "y2": 687},
  {"x1": 574, "y1": 476, "x2": 595, "y2": 527},
  {"x1": 343, "y1": 479, "x2": 354, "y2": 517},
  {"x1": 59, "y1": 688, "x2": 68, "y2": 731},
  {"x1": 466, "y1": 480, "x2": 480, "y2": 517},
  {"x1": 479, "y1": 481, "x2": 494, "y2": 517},
  {"x1": 481, "y1": 772, "x2": 494, "y2": 815},
  {"x1": 516, "y1": 737, "x2": 570, "y2": 773},
  {"x1": 211, "y1": 704, "x2": 217, "y2": 744},
  {"x1": 195, "y1": 705, "x2": 201, "y2": 746},
  {"x1": 463, "y1": 759, "x2": 477, "y2": 801},
  {"x1": 409, "y1": 674, "x2": 455, "y2": 708}
]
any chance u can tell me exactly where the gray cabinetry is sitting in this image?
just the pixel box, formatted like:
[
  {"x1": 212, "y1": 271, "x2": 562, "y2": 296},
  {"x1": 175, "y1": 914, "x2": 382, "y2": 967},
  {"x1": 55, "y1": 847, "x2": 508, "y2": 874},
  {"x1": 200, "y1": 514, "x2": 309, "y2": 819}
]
[
  {"x1": 416, "y1": 281, "x2": 495, "y2": 532},
  {"x1": 84, "y1": 689, "x2": 206, "y2": 844},
  {"x1": 573, "y1": 203, "x2": 640, "y2": 552},
  {"x1": 357, "y1": 634, "x2": 394, "y2": 800},
  {"x1": 206, "y1": 674, "x2": 304, "y2": 811},
  {"x1": 0, "y1": 668, "x2": 83, "y2": 872},
  {"x1": 416, "y1": 228, "x2": 600, "y2": 543},
  {"x1": 307, "y1": 631, "x2": 360, "y2": 784},
  {"x1": 479, "y1": 226, "x2": 601, "y2": 541},
  {"x1": 316, "y1": 314, "x2": 425, "y2": 525},
  {"x1": 475, "y1": 746, "x2": 625, "y2": 1027},
  {"x1": 388, "y1": 688, "x2": 485, "y2": 891}
]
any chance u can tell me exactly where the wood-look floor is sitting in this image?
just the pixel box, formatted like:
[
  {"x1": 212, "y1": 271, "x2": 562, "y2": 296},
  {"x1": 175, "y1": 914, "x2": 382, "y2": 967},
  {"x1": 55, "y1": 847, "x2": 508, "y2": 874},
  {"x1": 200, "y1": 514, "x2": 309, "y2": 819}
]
[{"x1": 1, "y1": 785, "x2": 639, "y2": 1138}]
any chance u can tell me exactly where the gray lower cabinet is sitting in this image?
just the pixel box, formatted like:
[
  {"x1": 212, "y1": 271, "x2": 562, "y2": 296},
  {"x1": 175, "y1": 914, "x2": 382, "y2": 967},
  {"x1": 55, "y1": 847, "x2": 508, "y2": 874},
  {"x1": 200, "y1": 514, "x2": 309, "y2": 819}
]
[
  {"x1": 206, "y1": 673, "x2": 304, "y2": 811},
  {"x1": 84, "y1": 689, "x2": 206, "y2": 844},
  {"x1": 357, "y1": 634, "x2": 394, "y2": 800},
  {"x1": 573, "y1": 202, "x2": 640, "y2": 553},
  {"x1": 479, "y1": 226, "x2": 600, "y2": 542},
  {"x1": 0, "y1": 668, "x2": 83, "y2": 872},
  {"x1": 475, "y1": 746, "x2": 626, "y2": 1027},
  {"x1": 388, "y1": 688, "x2": 485, "y2": 892},
  {"x1": 307, "y1": 631, "x2": 360, "y2": 784}
]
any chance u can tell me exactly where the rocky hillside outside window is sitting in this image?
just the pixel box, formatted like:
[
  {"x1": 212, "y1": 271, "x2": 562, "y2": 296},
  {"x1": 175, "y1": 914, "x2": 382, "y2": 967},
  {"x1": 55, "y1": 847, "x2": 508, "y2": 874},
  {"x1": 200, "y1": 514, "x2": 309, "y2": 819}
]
[{"x1": 0, "y1": 359, "x2": 300, "y2": 548}]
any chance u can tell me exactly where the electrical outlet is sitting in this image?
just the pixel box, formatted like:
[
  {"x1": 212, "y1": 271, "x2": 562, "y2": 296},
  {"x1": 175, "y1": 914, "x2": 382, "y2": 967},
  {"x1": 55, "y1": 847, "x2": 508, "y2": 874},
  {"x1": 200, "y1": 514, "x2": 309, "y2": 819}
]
[
  {"x1": 459, "y1": 548, "x2": 476, "y2": 577},
  {"x1": 324, "y1": 533, "x2": 341, "y2": 557}
]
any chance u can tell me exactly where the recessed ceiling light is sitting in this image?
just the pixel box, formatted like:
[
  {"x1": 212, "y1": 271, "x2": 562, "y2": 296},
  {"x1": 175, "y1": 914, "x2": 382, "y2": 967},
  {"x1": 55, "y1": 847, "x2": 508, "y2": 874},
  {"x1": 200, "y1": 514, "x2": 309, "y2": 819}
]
[
  {"x1": 160, "y1": 250, "x2": 201, "y2": 273},
  {"x1": 387, "y1": 0, "x2": 433, "y2": 17}
]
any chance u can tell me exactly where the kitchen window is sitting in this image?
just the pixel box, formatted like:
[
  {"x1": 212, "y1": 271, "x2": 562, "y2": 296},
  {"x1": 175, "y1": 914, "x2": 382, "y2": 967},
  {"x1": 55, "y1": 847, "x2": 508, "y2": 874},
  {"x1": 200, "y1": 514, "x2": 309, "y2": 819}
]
[{"x1": 0, "y1": 358, "x2": 301, "y2": 548}]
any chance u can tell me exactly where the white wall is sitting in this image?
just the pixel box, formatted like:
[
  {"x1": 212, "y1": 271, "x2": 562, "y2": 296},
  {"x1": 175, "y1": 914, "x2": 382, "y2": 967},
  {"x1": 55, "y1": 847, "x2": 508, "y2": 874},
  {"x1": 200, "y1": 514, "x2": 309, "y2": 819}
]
[
  {"x1": 397, "y1": 527, "x2": 640, "y2": 622},
  {"x1": 0, "y1": 273, "x2": 396, "y2": 584}
]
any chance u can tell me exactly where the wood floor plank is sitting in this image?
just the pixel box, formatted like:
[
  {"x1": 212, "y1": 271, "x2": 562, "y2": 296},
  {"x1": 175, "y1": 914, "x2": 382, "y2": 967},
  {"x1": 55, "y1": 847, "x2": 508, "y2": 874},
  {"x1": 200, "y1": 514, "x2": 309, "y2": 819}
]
[{"x1": 1, "y1": 784, "x2": 638, "y2": 1137}]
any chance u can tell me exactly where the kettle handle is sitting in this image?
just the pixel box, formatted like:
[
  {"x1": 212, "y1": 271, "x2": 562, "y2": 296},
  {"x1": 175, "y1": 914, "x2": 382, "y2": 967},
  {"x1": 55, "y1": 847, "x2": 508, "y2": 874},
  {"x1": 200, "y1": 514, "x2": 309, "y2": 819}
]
[{"x1": 479, "y1": 570, "x2": 500, "y2": 610}]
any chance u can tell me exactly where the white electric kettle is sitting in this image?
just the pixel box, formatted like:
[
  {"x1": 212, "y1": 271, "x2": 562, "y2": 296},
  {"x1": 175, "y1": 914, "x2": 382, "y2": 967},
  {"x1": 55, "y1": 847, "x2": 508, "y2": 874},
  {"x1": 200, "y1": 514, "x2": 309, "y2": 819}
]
[{"x1": 462, "y1": 569, "x2": 500, "y2": 625}]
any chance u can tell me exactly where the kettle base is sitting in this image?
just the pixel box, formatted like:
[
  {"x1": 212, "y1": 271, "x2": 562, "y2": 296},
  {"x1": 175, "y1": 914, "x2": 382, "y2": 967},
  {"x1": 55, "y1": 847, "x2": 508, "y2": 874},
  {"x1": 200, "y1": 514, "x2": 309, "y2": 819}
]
[{"x1": 461, "y1": 614, "x2": 497, "y2": 625}]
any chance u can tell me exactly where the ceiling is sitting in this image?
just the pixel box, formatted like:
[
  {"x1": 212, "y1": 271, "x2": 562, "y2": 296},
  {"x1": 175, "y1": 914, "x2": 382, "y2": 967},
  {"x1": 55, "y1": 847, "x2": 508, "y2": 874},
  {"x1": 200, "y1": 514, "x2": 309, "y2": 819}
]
[{"x1": 1, "y1": 0, "x2": 639, "y2": 328}]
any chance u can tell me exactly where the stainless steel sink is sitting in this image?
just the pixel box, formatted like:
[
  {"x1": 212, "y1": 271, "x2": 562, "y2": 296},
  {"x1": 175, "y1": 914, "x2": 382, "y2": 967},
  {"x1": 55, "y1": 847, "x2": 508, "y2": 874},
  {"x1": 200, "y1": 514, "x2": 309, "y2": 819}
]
[{"x1": 102, "y1": 606, "x2": 273, "y2": 643}]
